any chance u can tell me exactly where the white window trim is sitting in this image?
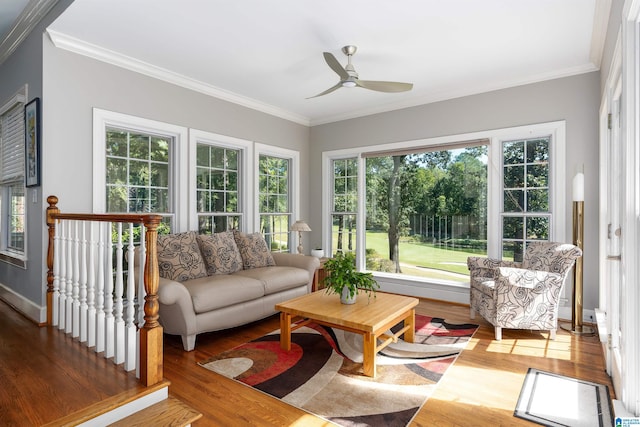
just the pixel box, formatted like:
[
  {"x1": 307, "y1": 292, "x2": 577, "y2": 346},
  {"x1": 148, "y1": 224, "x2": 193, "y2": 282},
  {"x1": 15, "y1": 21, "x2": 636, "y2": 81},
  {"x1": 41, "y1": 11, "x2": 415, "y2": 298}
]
[
  {"x1": 0, "y1": 85, "x2": 28, "y2": 267},
  {"x1": 322, "y1": 121, "x2": 566, "y2": 301},
  {"x1": 188, "y1": 129, "x2": 253, "y2": 232},
  {"x1": 254, "y1": 143, "x2": 300, "y2": 249},
  {"x1": 92, "y1": 108, "x2": 189, "y2": 230}
]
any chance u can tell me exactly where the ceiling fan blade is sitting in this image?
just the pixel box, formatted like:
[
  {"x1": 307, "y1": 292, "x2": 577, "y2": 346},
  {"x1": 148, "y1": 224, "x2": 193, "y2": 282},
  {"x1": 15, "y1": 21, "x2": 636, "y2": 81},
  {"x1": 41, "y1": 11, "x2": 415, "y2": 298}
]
[
  {"x1": 323, "y1": 52, "x2": 349, "y2": 80},
  {"x1": 306, "y1": 82, "x2": 342, "y2": 99},
  {"x1": 356, "y1": 80, "x2": 413, "y2": 93}
]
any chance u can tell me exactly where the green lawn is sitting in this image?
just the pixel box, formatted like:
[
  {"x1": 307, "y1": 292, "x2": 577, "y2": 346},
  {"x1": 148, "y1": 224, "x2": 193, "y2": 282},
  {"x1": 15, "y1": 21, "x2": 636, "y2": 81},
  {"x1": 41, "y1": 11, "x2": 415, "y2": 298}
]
[{"x1": 364, "y1": 231, "x2": 486, "y2": 282}]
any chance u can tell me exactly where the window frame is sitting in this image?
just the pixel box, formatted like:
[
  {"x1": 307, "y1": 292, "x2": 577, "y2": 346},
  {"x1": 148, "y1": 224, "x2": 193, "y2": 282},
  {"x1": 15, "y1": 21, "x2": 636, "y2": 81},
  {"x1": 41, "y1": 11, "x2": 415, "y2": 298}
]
[
  {"x1": 93, "y1": 108, "x2": 189, "y2": 231},
  {"x1": 0, "y1": 86, "x2": 28, "y2": 266},
  {"x1": 188, "y1": 129, "x2": 252, "y2": 232},
  {"x1": 322, "y1": 121, "x2": 566, "y2": 295}
]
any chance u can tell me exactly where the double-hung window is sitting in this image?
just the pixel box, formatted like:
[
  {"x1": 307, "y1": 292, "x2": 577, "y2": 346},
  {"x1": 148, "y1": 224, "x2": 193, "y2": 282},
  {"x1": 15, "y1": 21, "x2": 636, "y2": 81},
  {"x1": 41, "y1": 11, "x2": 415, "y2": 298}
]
[
  {"x1": 332, "y1": 158, "x2": 358, "y2": 254},
  {"x1": 0, "y1": 87, "x2": 27, "y2": 263},
  {"x1": 501, "y1": 137, "x2": 551, "y2": 261},
  {"x1": 94, "y1": 109, "x2": 187, "y2": 232},
  {"x1": 256, "y1": 144, "x2": 299, "y2": 253}
]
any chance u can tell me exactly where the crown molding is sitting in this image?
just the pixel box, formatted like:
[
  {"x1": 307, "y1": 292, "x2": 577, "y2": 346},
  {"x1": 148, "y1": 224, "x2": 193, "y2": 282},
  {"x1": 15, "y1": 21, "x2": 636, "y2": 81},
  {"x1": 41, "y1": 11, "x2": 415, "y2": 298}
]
[
  {"x1": 589, "y1": 0, "x2": 612, "y2": 68},
  {"x1": 46, "y1": 29, "x2": 311, "y2": 126},
  {"x1": 0, "y1": 0, "x2": 59, "y2": 66}
]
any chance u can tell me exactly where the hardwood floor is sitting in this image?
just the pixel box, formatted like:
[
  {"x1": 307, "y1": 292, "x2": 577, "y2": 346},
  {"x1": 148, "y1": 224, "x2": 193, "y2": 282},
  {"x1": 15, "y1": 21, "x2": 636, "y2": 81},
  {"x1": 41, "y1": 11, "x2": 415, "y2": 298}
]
[
  {"x1": 1, "y1": 297, "x2": 613, "y2": 426},
  {"x1": 163, "y1": 298, "x2": 614, "y2": 426}
]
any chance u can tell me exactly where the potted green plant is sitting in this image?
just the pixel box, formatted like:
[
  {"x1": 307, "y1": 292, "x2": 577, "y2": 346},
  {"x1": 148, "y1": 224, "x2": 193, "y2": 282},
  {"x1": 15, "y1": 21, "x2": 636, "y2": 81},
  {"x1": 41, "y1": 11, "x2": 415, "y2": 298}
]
[{"x1": 322, "y1": 251, "x2": 379, "y2": 304}]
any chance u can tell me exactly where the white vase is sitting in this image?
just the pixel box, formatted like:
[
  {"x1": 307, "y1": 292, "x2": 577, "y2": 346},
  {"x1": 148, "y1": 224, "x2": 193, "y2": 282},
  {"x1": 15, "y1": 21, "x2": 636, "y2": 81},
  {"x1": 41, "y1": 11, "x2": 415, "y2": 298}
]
[
  {"x1": 311, "y1": 249, "x2": 324, "y2": 258},
  {"x1": 340, "y1": 287, "x2": 357, "y2": 304}
]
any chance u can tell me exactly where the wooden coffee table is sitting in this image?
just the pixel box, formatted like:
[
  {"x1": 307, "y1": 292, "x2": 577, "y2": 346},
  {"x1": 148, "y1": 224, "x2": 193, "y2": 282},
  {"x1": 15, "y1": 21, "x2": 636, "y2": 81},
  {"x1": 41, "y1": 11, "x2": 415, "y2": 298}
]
[{"x1": 275, "y1": 291, "x2": 419, "y2": 377}]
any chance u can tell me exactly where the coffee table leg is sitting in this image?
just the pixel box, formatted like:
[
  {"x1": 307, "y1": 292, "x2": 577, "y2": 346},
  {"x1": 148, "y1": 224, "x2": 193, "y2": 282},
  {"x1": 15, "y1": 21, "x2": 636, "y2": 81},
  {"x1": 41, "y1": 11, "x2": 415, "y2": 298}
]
[
  {"x1": 363, "y1": 332, "x2": 376, "y2": 377},
  {"x1": 405, "y1": 309, "x2": 415, "y2": 343},
  {"x1": 280, "y1": 312, "x2": 292, "y2": 351}
]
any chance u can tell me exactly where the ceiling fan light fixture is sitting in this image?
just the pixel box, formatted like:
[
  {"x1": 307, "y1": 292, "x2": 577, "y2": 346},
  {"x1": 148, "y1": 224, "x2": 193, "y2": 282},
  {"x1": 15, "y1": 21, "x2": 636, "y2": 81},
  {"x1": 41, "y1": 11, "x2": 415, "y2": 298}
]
[{"x1": 342, "y1": 79, "x2": 357, "y2": 88}]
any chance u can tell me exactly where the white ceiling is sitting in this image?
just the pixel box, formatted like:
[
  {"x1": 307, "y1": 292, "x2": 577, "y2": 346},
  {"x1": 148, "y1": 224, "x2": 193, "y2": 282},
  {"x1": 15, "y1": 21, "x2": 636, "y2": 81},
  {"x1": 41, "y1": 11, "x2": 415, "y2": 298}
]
[{"x1": 12, "y1": 0, "x2": 610, "y2": 126}]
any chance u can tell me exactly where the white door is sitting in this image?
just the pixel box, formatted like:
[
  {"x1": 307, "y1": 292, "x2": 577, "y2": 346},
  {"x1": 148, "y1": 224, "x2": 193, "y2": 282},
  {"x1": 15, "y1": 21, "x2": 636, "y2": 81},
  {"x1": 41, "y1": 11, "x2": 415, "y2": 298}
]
[{"x1": 604, "y1": 77, "x2": 623, "y2": 393}]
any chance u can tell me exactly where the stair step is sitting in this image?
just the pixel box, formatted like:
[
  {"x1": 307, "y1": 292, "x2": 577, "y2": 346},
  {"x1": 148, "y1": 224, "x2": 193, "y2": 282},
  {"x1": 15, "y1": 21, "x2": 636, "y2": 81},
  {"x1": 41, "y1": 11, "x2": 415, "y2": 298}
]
[{"x1": 108, "y1": 396, "x2": 202, "y2": 427}]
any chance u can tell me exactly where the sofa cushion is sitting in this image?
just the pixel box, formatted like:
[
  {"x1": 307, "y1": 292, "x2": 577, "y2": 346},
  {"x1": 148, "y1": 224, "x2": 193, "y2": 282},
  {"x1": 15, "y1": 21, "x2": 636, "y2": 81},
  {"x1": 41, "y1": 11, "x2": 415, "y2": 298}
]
[
  {"x1": 183, "y1": 274, "x2": 265, "y2": 313},
  {"x1": 233, "y1": 231, "x2": 275, "y2": 269},
  {"x1": 234, "y1": 266, "x2": 309, "y2": 295},
  {"x1": 157, "y1": 231, "x2": 208, "y2": 281},
  {"x1": 197, "y1": 232, "x2": 243, "y2": 275}
]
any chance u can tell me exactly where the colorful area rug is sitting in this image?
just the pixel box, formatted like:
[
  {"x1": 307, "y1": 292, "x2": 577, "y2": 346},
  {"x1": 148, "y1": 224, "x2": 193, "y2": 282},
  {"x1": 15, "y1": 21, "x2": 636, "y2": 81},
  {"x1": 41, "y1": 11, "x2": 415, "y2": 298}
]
[
  {"x1": 198, "y1": 315, "x2": 478, "y2": 426},
  {"x1": 514, "y1": 368, "x2": 614, "y2": 427}
]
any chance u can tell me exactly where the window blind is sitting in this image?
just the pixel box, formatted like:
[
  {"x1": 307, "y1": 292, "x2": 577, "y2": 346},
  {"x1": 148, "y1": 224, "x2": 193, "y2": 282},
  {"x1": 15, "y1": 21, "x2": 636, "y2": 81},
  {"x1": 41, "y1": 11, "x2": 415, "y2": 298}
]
[
  {"x1": 0, "y1": 103, "x2": 25, "y2": 184},
  {"x1": 361, "y1": 138, "x2": 489, "y2": 158}
]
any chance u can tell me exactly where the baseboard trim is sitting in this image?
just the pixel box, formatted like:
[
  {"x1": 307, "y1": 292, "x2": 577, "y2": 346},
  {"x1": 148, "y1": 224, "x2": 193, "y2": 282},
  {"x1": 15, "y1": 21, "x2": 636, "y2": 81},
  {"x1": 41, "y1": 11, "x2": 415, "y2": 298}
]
[{"x1": 0, "y1": 283, "x2": 45, "y2": 323}]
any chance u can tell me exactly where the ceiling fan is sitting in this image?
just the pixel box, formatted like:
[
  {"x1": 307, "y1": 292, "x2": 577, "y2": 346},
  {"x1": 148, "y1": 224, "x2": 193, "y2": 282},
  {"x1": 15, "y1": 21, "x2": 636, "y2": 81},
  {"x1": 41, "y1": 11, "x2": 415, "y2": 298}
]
[{"x1": 308, "y1": 45, "x2": 413, "y2": 98}]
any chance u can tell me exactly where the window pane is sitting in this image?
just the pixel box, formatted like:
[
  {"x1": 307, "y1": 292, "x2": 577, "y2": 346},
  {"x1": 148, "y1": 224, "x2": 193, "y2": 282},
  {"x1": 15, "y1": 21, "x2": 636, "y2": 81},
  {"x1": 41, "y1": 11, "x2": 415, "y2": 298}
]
[
  {"x1": 526, "y1": 139, "x2": 549, "y2": 163},
  {"x1": 527, "y1": 189, "x2": 549, "y2": 212},
  {"x1": 9, "y1": 185, "x2": 24, "y2": 251},
  {"x1": 504, "y1": 190, "x2": 524, "y2": 212},
  {"x1": 527, "y1": 164, "x2": 549, "y2": 187},
  {"x1": 129, "y1": 134, "x2": 149, "y2": 159},
  {"x1": 150, "y1": 163, "x2": 169, "y2": 187},
  {"x1": 502, "y1": 241, "x2": 524, "y2": 262},
  {"x1": 526, "y1": 217, "x2": 549, "y2": 240},
  {"x1": 106, "y1": 130, "x2": 128, "y2": 157},
  {"x1": 503, "y1": 141, "x2": 524, "y2": 164},
  {"x1": 503, "y1": 165, "x2": 524, "y2": 188},
  {"x1": 503, "y1": 217, "x2": 524, "y2": 239},
  {"x1": 150, "y1": 137, "x2": 169, "y2": 162},
  {"x1": 363, "y1": 146, "x2": 488, "y2": 283},
  {"x1": 106, "y1": 157, "x2": 127, "y2": 184}
]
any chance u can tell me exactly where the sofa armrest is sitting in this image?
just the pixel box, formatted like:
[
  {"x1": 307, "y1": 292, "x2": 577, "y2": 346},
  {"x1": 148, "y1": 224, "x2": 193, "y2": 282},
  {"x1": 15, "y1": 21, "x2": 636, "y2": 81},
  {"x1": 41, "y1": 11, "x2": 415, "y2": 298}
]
[
  {"x1": 157, "y1": 277, "x2": 197, "y2": 338},
  {"x1": 271, "y1": 253, "x2": 320, "y2": 291}
]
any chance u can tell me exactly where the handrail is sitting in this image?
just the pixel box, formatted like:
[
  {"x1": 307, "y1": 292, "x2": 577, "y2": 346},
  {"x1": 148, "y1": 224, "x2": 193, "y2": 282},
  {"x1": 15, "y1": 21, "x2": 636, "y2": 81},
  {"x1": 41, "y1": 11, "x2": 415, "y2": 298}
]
[{"x1": 45, "y1": 195, "x2": 164, "y2": 386}]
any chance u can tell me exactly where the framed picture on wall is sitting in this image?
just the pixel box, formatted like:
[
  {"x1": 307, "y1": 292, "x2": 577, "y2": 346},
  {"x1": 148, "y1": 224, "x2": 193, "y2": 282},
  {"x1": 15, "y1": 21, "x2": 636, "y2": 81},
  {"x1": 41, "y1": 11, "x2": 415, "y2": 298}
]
[{"x1": 25, "y1": 97, "x2": 40, "y2": 187}]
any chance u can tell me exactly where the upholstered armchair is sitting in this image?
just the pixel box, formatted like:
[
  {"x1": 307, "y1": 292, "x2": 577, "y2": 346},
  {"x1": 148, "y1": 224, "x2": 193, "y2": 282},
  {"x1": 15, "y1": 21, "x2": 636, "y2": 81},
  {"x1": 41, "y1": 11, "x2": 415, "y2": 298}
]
[{"x1": 467, "y1": 241, "x2": 582, "y2": 340}]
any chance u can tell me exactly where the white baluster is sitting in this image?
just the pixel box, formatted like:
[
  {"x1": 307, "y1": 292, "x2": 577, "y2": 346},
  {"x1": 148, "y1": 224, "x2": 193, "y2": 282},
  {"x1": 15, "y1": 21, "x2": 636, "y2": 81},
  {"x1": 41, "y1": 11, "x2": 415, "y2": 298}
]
[
  {"x1": 52, "y1": 220, "x2": 61, "y2": 326},
  {"x1": 72, "y1": 221, "x2": 80, "y2": 338},
  {"x1": 124, "y1": 223, "x2": 137, "y2": 371},
  {"x1": 104, "y1": 222, "x2": 115, "y2": 359},
  {"x1": 114, "y1": 223, "x2": 125, "y2": 365},
  {"x1": 58, "y1": 220, "x2": 67, "y2": 331},
  {"x1": 95, "y1": 222, "x2": 106, "y2": 354},
  {"x1": 79, "y1": 221, "x2": 88, "y2": 342},
  {"x1": 86, "y1": 222, "x2": 97, "y2": 348},
  {"x1": 65, "y1": 220, "x2": 74, "y2": 334}
]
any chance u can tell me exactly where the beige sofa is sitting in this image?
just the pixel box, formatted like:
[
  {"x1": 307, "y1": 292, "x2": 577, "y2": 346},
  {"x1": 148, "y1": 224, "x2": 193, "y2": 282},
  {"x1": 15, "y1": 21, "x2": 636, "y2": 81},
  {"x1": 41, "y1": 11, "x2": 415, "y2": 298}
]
[{"x1": 154, "y1": 230, "x2": 319, "y2": 351}]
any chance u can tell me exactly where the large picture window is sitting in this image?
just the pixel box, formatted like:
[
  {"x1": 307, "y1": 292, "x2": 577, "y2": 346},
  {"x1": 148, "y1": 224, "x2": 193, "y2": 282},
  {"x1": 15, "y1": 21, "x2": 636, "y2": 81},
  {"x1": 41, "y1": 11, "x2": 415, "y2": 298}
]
[
  {"x1": 325, "y1": 122, "x2": 565, "y2": 286},
  {"x1": 364, "y1": 144, "x2": 488, "y2": 283}
]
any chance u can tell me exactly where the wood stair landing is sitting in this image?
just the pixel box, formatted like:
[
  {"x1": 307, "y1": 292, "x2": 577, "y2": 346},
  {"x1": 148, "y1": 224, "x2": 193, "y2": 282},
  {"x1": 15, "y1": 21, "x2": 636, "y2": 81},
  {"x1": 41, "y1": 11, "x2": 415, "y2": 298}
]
[{"x1": 109, "y1": 396, "x2": 202, "y2": 427}]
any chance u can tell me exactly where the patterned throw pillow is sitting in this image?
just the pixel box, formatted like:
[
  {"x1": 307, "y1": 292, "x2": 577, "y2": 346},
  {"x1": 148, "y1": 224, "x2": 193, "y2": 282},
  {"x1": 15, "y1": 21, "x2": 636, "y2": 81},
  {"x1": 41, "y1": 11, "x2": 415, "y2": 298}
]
[
  {"x1": 156, "y1": 231, "x2": 208, "y2": 281},
  {"x1": 233, "y1": 231, "x2": 276, "y2": 269},
  {"x1": 197, "y1": 232, "x2": 243, "y2": 275}
]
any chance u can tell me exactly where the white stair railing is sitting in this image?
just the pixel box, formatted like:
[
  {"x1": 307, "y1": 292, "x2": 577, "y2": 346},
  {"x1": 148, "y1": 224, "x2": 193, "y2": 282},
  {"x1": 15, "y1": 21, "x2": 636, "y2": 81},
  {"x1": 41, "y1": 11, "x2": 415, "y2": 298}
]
[{"x1": 46, "y1": 196, "x2": 164, "y2": 386}]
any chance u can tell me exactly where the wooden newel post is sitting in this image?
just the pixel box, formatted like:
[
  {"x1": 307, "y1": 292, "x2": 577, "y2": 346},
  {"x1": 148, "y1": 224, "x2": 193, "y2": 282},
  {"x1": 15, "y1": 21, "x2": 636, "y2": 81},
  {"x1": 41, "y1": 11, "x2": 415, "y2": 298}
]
[
  {"x1": 139, "y1": 215, "x2": 163, "y2": 386},
  {"x1": 46, "y1": 196, "x2": 60, "y2": 326}
]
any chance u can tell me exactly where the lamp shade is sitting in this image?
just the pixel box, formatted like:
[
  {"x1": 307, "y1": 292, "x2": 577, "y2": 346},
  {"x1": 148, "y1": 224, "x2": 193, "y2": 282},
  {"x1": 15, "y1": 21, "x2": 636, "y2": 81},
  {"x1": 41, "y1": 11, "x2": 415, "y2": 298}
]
[{"x1": 290, "y1": 220, "x2": 311, "y2": 232}]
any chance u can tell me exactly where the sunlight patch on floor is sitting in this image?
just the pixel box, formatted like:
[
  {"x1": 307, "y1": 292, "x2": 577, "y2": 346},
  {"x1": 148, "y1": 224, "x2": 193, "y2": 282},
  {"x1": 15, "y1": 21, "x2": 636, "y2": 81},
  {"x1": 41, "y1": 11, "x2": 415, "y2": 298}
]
[{"x1": 484, "y1": 335, "x2": 572, "y2": 360}]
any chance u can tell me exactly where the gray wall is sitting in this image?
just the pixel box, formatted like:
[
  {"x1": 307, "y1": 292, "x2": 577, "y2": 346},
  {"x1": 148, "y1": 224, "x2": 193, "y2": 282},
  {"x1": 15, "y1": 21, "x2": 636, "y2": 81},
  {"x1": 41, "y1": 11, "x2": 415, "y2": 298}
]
[
  {"x1": 0, "y1": 0, "x2": 73, "y2": 314},
  {"x1": 309, "y1": 72, "x2": 601, "y2": 311}
]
